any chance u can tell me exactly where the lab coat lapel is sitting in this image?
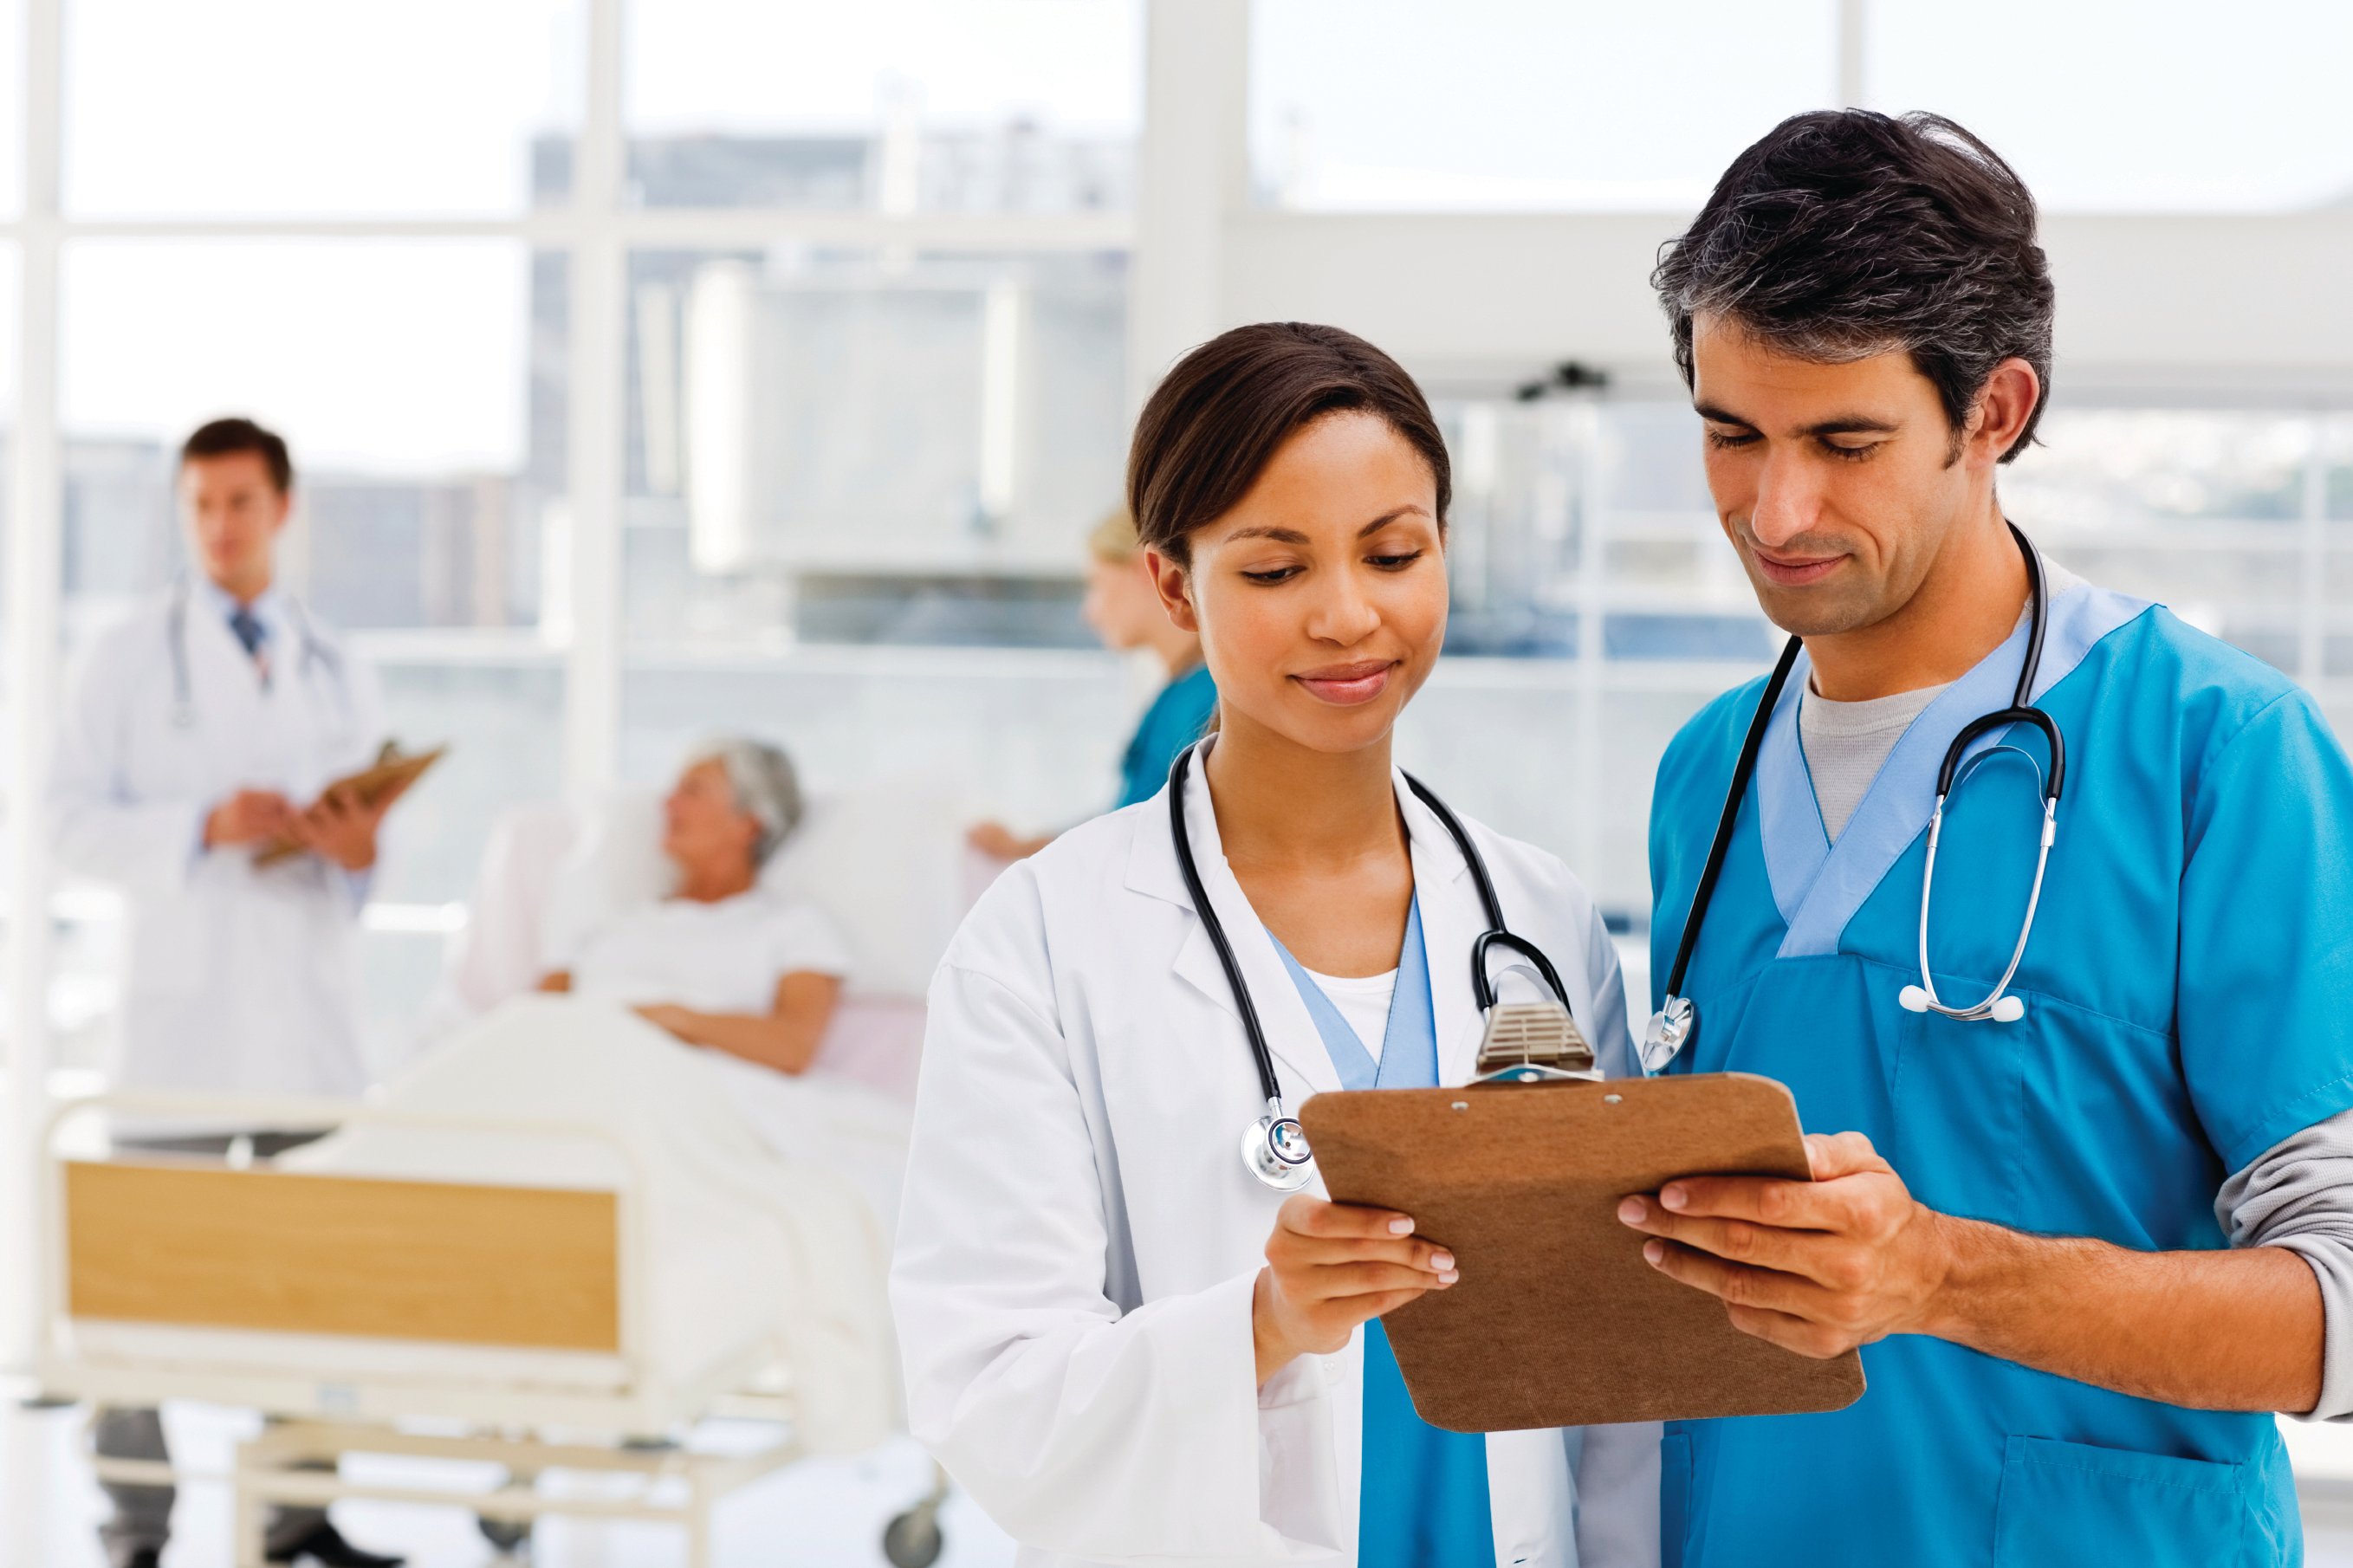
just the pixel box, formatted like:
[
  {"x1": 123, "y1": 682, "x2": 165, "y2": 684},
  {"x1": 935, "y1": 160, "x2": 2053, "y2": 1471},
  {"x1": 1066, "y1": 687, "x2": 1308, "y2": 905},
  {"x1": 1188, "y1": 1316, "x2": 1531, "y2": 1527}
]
[
  {"x1": 190, "y1": 595, "x2": 276, "y2": 781},
  {"x1": 1122, "y1": 755, "x2": 1343, "y2": 1100},
  {"x1": 1397, "y1": 771, "x2": 1485, "y2": 1089}
]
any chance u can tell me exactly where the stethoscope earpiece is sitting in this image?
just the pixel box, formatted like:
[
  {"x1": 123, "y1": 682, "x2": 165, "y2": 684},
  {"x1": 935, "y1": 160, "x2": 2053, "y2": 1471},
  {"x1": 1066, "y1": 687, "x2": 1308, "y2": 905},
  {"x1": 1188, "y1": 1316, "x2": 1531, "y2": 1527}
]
[{"x1": 1897, "y1": 985, "x2": 1931, "y2": 1014}]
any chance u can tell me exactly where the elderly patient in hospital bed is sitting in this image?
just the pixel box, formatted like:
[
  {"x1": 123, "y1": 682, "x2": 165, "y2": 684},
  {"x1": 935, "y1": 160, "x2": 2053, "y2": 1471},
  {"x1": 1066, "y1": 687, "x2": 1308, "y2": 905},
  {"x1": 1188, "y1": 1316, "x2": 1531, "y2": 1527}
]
[
  {"x1": 538, "y1": 740, "x2": 852, "y2": 1079},
  {"x1": 278, "y1": 738, "x2": 969, "y2": 1442}
]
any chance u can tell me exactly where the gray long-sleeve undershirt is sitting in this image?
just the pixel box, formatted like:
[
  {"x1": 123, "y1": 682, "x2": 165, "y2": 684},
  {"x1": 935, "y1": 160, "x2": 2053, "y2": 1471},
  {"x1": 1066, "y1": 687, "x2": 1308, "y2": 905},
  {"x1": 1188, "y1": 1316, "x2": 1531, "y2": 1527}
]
[
  {"x1": 2214, "y1": 1112, "x2": 2353, "y2": 1418},
  {"x1": 1798, "y1": 569, "x2": 2352, "y2": 1416}
]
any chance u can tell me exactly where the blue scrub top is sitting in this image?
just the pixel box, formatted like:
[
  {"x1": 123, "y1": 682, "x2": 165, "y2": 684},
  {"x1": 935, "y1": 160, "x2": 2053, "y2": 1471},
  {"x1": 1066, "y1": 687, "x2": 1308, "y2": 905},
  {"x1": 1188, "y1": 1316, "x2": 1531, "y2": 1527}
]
[
  {"x1": 1646, "y1": 581, "x2": 2353, "y2": 1567},
  {"x1": 1271, "y1": 899, "x2": 1496, "y2": 1567},
  {"x1": 1116, "y1": 662, "x2": 1217, "y2": 809}
]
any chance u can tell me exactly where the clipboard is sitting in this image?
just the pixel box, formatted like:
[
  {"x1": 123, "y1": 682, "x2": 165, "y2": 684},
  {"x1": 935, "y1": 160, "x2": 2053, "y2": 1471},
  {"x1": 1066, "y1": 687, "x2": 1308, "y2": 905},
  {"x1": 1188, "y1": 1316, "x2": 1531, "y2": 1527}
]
[
  {"x1": 1298, "y1": 1072, "x2": 1865, "y2": 1431},
  {"x1": 254, "y1": 744, "x2": 447, "y2": 867}
]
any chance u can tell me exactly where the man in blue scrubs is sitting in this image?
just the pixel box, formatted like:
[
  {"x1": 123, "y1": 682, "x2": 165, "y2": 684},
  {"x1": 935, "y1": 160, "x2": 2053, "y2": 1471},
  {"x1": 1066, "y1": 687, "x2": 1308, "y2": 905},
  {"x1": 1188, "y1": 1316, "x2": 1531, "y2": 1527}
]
[{"x1": 1623, "y1": 110, "x2": 2353, "y2": 1565}]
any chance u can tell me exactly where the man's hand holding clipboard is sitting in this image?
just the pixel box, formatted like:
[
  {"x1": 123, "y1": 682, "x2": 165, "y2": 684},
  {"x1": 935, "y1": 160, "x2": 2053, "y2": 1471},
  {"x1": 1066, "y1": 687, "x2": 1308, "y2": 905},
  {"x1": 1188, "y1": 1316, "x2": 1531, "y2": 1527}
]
[
  {"x1": 1617, "y1": 1128, "x2": 1946, "y2": 1364},
  {"x1": 255, "y1": 742, "x2": 446, "y2": 870}
]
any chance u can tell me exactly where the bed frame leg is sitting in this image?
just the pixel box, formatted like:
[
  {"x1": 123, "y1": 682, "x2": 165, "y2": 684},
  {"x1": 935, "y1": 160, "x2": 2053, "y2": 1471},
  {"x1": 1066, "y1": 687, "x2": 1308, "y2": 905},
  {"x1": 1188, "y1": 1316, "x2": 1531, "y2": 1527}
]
[
  {"x1": 230, "y1": 1455, "x2": 269, "y2": 1568},
  {"x1": 684, "y1": 1475, "x2": 714, "y2": 1568}
]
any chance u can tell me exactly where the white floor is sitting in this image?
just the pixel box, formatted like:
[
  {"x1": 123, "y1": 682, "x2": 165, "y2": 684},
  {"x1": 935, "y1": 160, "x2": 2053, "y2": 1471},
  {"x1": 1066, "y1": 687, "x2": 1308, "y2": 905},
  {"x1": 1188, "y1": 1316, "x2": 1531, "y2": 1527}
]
[
  {"x1": 0, "y1": 1395, "x2": 1016, "y2": 1568},
  {"x1": 13, "y1": 1396, "x2": 2353, "y2": 1567}
]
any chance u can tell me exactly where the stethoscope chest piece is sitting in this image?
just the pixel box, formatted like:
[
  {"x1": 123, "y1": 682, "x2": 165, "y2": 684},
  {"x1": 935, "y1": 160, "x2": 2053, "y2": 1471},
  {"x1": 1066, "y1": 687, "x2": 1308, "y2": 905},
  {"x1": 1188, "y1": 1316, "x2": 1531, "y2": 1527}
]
[
  {"x1": 1641, "y1": 993, "x2": 1696, "y2": 1072},
  {"x1": 1244, "y1": 1111, "x2": 1316, "y2": 1192},
  {"x1": 1164, "y1": 744, "x2": 1579, "y2": 1193}
]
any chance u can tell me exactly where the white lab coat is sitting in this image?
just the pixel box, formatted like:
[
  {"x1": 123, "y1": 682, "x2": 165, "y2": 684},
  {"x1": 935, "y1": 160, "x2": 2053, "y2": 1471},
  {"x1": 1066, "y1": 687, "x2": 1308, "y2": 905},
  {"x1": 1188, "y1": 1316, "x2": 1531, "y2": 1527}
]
[
  {"x1": 49, "y1": 586, "x2": 387, "y2": 1103},
  {"x1": 891, "y1": 761, "x2": 1661, "y2": 1568}
]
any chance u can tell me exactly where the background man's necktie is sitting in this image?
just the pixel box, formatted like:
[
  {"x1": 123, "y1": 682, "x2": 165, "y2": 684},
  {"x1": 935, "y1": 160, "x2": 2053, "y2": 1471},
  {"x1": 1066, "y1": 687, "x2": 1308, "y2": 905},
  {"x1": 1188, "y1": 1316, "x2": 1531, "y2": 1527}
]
[{"x1": 228, "y1": 606, "x2": 266, "y2": 659}]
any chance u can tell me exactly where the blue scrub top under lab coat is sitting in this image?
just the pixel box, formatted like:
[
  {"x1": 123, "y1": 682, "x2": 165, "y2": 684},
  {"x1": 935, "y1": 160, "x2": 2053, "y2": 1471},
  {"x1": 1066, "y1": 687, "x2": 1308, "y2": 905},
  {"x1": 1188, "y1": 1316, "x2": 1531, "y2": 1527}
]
[
  {"x1": 1645, "y1": 579, "x2": 2353, "y2": 1567},
  {"x1": 1116, "y1": 662, "x2": 1218, "y2": 809},
  {"x1": 1271, "y1": 899, "x2": 1496, "y2": 1567}
]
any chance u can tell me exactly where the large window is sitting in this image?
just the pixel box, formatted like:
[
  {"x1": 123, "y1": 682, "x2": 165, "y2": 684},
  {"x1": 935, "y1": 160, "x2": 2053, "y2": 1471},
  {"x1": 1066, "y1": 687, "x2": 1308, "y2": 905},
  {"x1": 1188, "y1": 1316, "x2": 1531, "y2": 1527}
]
[
  {"x1": 12, "y1": 0, "x2": 2352, "y2": 1066},
  {"x1": 620, "y1": 244, "x2": 1128, "y2": 647},
  {"x1": 610, "y1": 8, "x2": 1148, "y2": 844},
  {"x1": 62, "y1": 0, "x2": 580, "y2": 216},
  {"x1": 626, "y1": 0, "x2": 1141, "y2": 211},
  {"x1": 1251, "y1": 0, "x2": 1840, "y2": 211},
  {"x1": 0, "y1": 0, "x2": 20, "y2": 218},
  {"x1": 1866, "y1": 1, "x2": 2353, "y2": 212},
  {"x1": 1251, "y1": 0, "x2": 2353, "y2": 215},
  {"x1": 58, "y1": 240, "x2": 543, "y2": 633}
]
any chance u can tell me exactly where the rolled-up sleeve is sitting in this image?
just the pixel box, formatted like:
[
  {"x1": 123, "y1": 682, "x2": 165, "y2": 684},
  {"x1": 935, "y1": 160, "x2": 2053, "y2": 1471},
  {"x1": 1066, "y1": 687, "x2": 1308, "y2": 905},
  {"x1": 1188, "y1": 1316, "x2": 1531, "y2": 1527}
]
[{"x1": 2217, "y1": 1108, "x2": 2353, "y2": 1420}]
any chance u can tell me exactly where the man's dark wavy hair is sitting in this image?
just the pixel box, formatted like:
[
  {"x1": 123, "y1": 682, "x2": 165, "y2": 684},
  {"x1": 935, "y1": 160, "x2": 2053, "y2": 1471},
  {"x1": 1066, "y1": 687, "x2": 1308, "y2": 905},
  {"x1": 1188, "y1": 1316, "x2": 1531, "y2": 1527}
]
[{"x1": 1652, "y1": 109, "x2": 2055, "y2": 463}]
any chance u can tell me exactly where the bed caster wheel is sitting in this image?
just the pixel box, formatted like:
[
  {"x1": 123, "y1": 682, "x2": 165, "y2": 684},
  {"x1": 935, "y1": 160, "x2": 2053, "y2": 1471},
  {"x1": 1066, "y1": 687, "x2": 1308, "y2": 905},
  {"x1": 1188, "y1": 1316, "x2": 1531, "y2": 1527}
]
[
  {"x1": 882, "y1": 1503, "x2": 944, "y2": 1568},
  {"x1": 476, "y1": 1515, "x2": 533, "y2": 1556}
]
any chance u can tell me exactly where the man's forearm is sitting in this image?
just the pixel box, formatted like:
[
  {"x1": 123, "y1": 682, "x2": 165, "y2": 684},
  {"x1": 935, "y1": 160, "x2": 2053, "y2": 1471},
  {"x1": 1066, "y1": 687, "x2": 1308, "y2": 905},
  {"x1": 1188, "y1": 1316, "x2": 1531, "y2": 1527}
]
[{"x1": 1922, "y1": 1212, "x2": 2323, "y2": 1412}]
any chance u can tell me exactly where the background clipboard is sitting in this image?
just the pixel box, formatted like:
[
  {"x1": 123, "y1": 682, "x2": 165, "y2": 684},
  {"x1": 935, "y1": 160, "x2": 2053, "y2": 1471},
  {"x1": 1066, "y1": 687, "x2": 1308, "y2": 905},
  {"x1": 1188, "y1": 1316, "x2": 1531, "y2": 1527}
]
[
  {"x1": 1299, "y1": 1072, "x2": 1865, "y2": 1431},
  {"x1": 255, "y1": 745, "x2": 447, "y2": 867}
]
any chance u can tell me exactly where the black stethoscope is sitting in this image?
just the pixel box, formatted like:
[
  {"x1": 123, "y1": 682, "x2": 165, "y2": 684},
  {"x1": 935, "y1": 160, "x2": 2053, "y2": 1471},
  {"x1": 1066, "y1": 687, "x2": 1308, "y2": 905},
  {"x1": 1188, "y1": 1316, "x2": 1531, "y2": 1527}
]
[
  {"x1": 1644, "y1": 522, "x2": 2063, "y2": 1068},
  {"x1": 166, "y1": 578, "x2": 351, "y2": 731},
  {"x1": 1167, "y1": 742, "x2": 1575, "y2": 1191}
]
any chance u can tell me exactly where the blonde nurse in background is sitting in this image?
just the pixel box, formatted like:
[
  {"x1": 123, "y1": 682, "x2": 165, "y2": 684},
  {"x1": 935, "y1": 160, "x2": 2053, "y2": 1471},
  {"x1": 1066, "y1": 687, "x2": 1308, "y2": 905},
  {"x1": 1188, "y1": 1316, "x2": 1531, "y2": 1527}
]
[{"x1": 967, "y1": 509, "x2": 1219, "y2": 860}]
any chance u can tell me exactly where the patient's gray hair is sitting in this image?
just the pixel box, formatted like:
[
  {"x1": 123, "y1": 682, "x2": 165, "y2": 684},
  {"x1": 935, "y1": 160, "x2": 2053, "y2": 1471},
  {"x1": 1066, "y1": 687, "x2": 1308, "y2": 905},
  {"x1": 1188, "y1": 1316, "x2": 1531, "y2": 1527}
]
[{"x1": 690, "y1": 737, "x2": 806, "y2": 865}]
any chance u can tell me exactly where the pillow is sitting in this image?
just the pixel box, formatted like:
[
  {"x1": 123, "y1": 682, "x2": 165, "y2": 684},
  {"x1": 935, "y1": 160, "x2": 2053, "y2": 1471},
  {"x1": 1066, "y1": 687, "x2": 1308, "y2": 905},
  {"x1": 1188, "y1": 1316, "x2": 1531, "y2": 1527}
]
[
  {"x1": 546, "y1": 778, "x2": 969, "y2": 1001},
  {"x1": 758, "y1": 781, "x2": 969, "y2": 999}
]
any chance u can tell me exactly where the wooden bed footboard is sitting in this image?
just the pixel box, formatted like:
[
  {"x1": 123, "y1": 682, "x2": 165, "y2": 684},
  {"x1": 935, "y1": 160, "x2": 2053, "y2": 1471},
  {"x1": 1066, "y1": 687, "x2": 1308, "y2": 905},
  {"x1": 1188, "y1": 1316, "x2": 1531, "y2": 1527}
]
[{"x1": 63, "y1": 1160, "x2": 620, "y2": 1353}]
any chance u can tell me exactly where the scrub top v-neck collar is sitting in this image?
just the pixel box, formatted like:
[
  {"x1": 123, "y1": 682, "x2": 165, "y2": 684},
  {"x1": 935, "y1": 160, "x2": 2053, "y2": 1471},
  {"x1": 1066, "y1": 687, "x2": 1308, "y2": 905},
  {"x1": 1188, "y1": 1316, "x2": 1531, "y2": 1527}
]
[
  {"x1": 1754, "y1": 578, "x2": 2145, "y2": 959},
  {"x1": 1267, "y1": 895, "x2": 1436, "y2": 1091}
]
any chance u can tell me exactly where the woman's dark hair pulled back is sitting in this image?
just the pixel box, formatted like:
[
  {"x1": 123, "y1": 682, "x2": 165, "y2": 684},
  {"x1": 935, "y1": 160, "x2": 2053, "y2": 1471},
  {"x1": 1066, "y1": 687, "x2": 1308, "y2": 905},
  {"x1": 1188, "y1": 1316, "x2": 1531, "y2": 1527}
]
[{"x1": 1126, "y1": 322, "x2": 1449, "y2": 566}]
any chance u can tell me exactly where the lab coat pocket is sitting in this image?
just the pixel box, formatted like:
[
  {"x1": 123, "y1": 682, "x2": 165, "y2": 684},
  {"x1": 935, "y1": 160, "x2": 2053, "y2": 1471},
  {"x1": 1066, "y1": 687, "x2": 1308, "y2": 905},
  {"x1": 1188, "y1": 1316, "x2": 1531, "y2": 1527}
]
[
  {"x1": 1992, "y1": 1435, "x2": 2252, "y2": 1568},
  {"x1": 1656, "y1": 1431, "x2": 1692, "y2": 1568}
]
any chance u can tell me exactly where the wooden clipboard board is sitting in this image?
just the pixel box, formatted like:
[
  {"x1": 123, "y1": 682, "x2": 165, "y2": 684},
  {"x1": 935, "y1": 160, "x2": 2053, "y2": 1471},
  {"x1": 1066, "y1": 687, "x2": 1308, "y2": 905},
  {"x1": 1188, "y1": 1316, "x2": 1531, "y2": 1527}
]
[
  {"x1": 254, "y1": 745, "x2": 447, "y2": 867},
  {"x1": 1298, "y1": 1072, "x2": 1865, "y2": 1431}
]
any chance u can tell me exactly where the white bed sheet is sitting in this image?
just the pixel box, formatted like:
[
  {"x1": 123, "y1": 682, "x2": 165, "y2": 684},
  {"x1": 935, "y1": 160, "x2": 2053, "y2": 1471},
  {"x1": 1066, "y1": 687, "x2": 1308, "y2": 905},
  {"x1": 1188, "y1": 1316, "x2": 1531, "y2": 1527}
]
[{"x1": 73, "y1": 999, "x2": 904, "y2": 1451}]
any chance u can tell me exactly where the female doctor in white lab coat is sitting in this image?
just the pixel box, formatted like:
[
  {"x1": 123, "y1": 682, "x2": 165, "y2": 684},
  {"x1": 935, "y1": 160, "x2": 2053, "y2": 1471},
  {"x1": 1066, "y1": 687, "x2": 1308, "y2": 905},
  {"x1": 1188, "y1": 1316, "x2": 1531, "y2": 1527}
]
[{"x1": 891, "y1": 323, "x2": 1659, "y2": 1568}]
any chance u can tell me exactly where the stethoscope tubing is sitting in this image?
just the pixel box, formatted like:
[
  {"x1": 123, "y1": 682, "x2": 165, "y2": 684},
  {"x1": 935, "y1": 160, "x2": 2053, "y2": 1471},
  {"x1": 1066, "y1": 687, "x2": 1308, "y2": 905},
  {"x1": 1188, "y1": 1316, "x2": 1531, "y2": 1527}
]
[
  {"x1": 1656, "y1": 522, "x2": 2058, "y2": 1042},
  {"x1": 166, "y1": 579, "x2": 351, "y2": 731},
  {"x1": 1165, "y1": 741, "x2": 1575, "y2": 1182}
]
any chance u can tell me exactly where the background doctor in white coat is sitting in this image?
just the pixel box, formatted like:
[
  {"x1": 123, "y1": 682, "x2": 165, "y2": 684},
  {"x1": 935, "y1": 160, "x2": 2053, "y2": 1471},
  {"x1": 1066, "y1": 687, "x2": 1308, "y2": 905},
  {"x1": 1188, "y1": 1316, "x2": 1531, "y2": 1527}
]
[
  {"x1": 892, "y1": 323, "x2": 1658, "y2": 1568},
  {"x1": 49, "y1": 417, "x2": 404, "y2": 1568}
]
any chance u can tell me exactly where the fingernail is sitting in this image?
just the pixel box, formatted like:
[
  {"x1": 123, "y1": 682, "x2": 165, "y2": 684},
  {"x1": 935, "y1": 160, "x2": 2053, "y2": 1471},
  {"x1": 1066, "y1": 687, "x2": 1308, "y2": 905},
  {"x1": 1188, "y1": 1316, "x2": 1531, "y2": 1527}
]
[
  {"x1": 1643, "y1": 1240, "x2": 1665, "y2": 1265},
  {"x1": 1617, "y1": 1197, "x2": 1646, "y2": 1224},
  {"x1": 1429, "y1": 1252, "x2": 1455, "y2": 1271},
  {"x1": 1437, "y1": 1270, "x2": 1459, "y2": 1286},
  {"x1": 1388, "y1": 1217, "x2": 1415, "y2": 1235},
  {"x1": 1661, "y1": 1185, "x2": 1688, "y2": 1211}
]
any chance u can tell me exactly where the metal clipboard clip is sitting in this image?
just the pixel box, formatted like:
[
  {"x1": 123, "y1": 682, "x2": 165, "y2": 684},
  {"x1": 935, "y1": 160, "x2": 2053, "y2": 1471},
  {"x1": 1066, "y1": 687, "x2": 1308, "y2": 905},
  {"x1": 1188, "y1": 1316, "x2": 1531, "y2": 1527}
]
[{"x1": 1470, "y1": 1001, "x2": 1601, "y2": 1085}]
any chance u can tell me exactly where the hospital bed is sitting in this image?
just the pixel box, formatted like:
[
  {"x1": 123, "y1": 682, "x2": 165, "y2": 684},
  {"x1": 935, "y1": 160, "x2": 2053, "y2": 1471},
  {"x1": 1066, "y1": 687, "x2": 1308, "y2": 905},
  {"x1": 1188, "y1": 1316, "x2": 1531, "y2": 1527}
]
[{"x1": 34, "y1": 779, "x2": 980, "y2": 1567}]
